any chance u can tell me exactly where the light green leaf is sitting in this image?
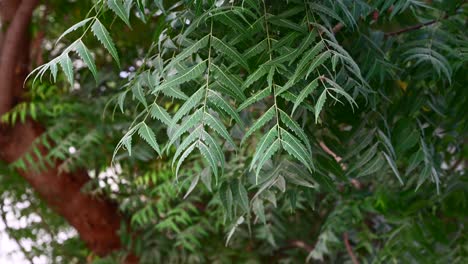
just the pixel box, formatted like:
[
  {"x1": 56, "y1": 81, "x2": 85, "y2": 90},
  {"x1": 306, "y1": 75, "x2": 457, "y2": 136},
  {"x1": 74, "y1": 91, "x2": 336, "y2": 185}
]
[
  {"x1": 56, "y1": 17, "x2": 93, "y2": 45},
  {"x1": 175, "y1": 142, "x2": 197, "y2": 179},
  {"x1": 154, "y1": 61, "x2": 206, "y2": 92},
  {"x1": 255, "y1": 139, "x2": 281, "y2": 182},
  {"x1": 138, "y1": 122, "x2": 161, "y2": 154},
  {"x1": 241, "y1": 106, "x2": 275, "y2": 145},
  {"x1": 383, "y1": 152, "x2": 404, "y2": 185},
  {"x1": 211, "y1": 36, "x2": 250, "y2": 70},
  {"x1": 107, "y1": 0, "x2": 131, "y2": 27},
  {"x1": 168, "y1": 109, "x2": 203, "y2": 147},
  {"x1": 207, "y1": 90, "x2": 244, "y2": 127},
  {"x1": 211, "y1": 64, "x2": 246, "y2": 101},
  {"x1": 131, "y1": 82, "x2": 147, "y2": 107},
  {"x1": 243, "y1": 66, "x2": 268, "y2": 89},
  {"x1": 91, "y1": 19, "x2": 120, "y2": 66},
  {"x1": 251, "y1": 127, "x2": 278, "y2": 171},
  {"x1": 198, "y1": 142, "x2": 219, "y2": 178},
  {"x1": 59, "y1": 54, "x2": 74, "y2": 85},
  {"x1": 304, "y1": 50, "x2": 331, "y2": 79},
  {"x1": 237, "y1": 87, "x2": 270, "y2": 111},
  {"x1": 204, "y1": 113, "x2": 236, "y2": 149},
  {"x1": 279, "y1": 109, "x2": 311, "y2": 153},
  {"x1": 171, "y1": 87, "x2": 205, "y2": 126},
  {"x1": 292, "y1": 78, "x2": 319, "y2": 114},
  {"x1": 315, "y1": 89, "x2": 327, "y2": 123},
  {"x1": 183, "y1": 174, "x2": 200, "y2": 199},
  {"x1": 149, "y1": 103, "x2": 171, "y2": 126},
  {"x1": 219, "y1": 182, "x2": 233, "y2": 219},
  {"x1": 166, "y1": 35, "x2": 209, "y2": 71},
  {"x1": 74, "y1": 40, "x2": 98, "y2": 81},
  {"x1": 172, "y1": 127, "x2": 201, "y2": 168},
  {"x1": 280, "y1": 128, "x2": 314, "y2": 172}
]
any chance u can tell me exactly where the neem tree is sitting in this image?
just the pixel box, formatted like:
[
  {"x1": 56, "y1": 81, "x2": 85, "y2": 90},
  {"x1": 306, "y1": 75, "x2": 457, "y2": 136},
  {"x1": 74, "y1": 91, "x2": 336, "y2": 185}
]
[{"x1": 1, "y1": 0, "x2": 467, "y2": 263}]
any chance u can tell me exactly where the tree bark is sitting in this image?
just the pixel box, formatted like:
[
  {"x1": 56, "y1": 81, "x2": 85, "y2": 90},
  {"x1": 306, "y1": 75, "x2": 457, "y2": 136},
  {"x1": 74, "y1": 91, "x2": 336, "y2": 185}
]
[{"x1": 0, "y1": 0, "x2": 134, "y2": 261}]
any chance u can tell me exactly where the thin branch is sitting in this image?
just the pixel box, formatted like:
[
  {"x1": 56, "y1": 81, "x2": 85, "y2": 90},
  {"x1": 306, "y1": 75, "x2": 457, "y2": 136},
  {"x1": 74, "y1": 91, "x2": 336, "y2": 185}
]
[{"x1": 343, "y1": 232, "x2": 359, "y2": 264}]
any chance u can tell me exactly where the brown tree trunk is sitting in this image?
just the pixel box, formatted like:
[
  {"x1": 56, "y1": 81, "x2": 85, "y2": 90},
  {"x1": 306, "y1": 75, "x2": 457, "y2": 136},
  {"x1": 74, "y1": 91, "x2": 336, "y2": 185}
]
[{"x1": 0, "y1": 0, "x2": 135, "y2": 261}]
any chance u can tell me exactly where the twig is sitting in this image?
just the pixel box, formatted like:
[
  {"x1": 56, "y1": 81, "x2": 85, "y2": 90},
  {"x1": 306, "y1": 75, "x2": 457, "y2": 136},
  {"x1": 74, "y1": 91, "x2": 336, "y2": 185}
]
[{"x1": 343, "y1": 232, "x2": 359, "y2": 264}]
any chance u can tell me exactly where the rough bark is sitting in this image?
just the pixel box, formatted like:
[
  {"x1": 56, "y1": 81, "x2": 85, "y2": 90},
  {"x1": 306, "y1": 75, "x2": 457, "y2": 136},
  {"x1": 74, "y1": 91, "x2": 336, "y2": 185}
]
[{"x1": 0, "y1": 0, "x2": 135, "y2": 261}]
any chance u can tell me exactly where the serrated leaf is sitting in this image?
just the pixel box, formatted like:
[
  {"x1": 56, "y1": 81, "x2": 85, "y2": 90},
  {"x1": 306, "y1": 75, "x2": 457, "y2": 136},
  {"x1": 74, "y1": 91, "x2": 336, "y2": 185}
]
[
  {"x1": 75, "y1": 40, "x2": 98, "y2": 81},
  {"x1": 232, "y1": 179, "x2": 249, "y2": 213},
  {"x1": 171, "y1": 87, "x2": 205, "y2": 126},
  {"x1": 290, "y1": 32, "x2": 317, "y2": 65},
  {"x1": 183, "y1": 173, "x2": 200, "y2": 199},
  {"x1": 251, "y1": 127, "x2": 278, "y2": 171},
  {"x1": 138, "y1": 122, "x2": 161, "y2": 154},
  {"x1": 204, "y1": 113, "x2": 236, "y2": 149},
  {"x1": 175, "y1": 142, "x2": 197, "y2": 179},
  {"x1": 172, "y1": 127, "x2": 201, "y2": 167},
  {"x1": 161, "y1": 87, "x2": 188, "y2": 100},
  {"x1": 220, "y1": 182, "x2": 234, "y2": 220},
  {"x1": 243, "y1": 66, "x2": 268, "y2": 89},
  {"x1": 241, "y1": 106, "x2": 275, "y2": 145},
  {"x1": 168, "y1": 109, "x2": 203, "y2": 147},
  {"x1": 166, "y1": 35, "x2": 209, "y2": 71},
  {"x1": 305, "y1": 50, "x2": 331, "y2": 79},
  {"x1": 131, "y1": 82, "x2": 147, "y2": 107},
  {"x1": 280, "y1": 128, "x2": 314, "y2": 172},
  {"x1": 107, "y1": 0, "x2": 132, "y2": 27},
  {"x1": 211, "y1": 36, "x2": 250, "y2": 70},
  {"x1": 292, "y1": 78, "x2": 319, "y2": 114},
  {"x1": 255, "y1": 139, "x2": 281, "y2": 183},
  {"x1": 208, "y1": 90, "x2": 243, "y2": 127},
  {"x1": 59, "y1": 54, "x2": 74, "y2": 85},
  {"x1": 91, "y1": 19, "x2": 120, "y2": 66},
  {"x1": 117, "y1": 91, "x2": 128, "y2": 113},
  {"x1": 211, "y1": 64, "x2": 246, "y2": 101},
  {"x1": 149, "y1": 103, "x2": 171, "y2": 126},
  {"x1": 293, "y1": 41, "x2": 325, "y2": 80},
  {"x1": 201, "y1": 130, "x2": 225, "y2": 175},
  {"x1": 237, "y1": 87, "x2": 270, "y2": 111},
  {"x1": 56, "y1": 17, "x2": 93, "y2": 45},
  {"x1": 315, "y1": 89, "x2": 327, "y2": 123},
  {"x1": 279, "y1": 109, "x2": 311, "y2": 153},
  {"x1": 154, "y1": 61, "x2": 206, "y2": 92},
  {"x1": 383, "y1": 152, "x2": 404, "y2": 185},
  {"x1": 198, "y1": 141, "x2": 219, "y2": 178}
]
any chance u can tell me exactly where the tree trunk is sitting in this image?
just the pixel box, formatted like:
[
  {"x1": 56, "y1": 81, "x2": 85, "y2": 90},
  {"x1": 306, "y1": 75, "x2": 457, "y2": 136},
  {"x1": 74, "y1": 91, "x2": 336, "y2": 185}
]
[{"x1": 0, "y1": 0, "x2": 134, "y2": 261}]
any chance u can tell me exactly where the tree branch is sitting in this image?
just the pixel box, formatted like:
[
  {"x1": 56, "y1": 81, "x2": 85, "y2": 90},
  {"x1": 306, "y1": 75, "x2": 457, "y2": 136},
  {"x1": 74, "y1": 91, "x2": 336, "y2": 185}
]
[
  {"x1": 343, "y1": 232, "x2": 359, "y2": 264},
  {"x1": 0, "y1": 0, "x2": 39, "y2": 115}
]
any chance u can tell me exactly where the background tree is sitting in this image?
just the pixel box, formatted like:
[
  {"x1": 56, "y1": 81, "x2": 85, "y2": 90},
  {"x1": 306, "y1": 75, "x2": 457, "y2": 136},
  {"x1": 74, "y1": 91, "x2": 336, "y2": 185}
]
[{"x1": 0, "y1": 0, "x2": 467, "y2": 263}]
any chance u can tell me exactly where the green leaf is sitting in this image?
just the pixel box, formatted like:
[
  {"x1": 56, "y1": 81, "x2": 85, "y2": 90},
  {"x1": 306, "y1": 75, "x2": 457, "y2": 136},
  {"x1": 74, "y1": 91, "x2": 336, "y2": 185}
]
[
  {"x1": 241, "y1": 106, "x2": 275, "y2": 145},
  {"x1": 107, "y1": 0, "x2": 132, "y2": 27},
  {"x1": 383, "y1": 152, "x2": 404, "y2": 185},
  {"x1": 168, "y1": 109, "x2": 203, "y2": 147},
  {"x1": 211, "y1": 64, "x2": 246, "y2": 101},
  {"x1": 290, "y1": 32, "x2": 317, "y2": 65},
  {"x1": 315, "y1": 89, "x2": 327, "y2": 123},
  {"x1": 280, "y1": 128, "x2": 314, "y2": 172},
  {"x1": 211, "y1": 36, "x2": 250, "y2": 71},
  {"x1": 232, "y1": 179, "x2": 249, "y2": 213},
  {"x1": 74, "y1": 40, "x2": 98, "y2": 81},
  {"x1": 237, "y1": 87, "x2": 270, "y2": 111},
  {"x1": 207, "y1": 90, "x2": 244, "y2": 127},
  {"x1": 304, "y1": 50, "x2": 331, "y2": 79},
  {"x1": 293, "y1": 41, "x2": 325, "y2": 80},
  {"x1": 131, "y1": 82, "x2": 147, "y2": 108},
  {"x1": 149, "y1": 103, "x2": 172, "y2": 126},
  {"x1": 219, "y1": 182, "x2": 233, "y2": 219},
  {"x1": 91, "y1": 19, "x2": 120, "y2": 66},
  {"x1": 154, "y1": 61, "x2": 206, "y2": 92},
  {"x1": 166, "y1": 35, "x2": 209, "y2": 70},
  {"x1": 251, "y1": 127, "x2": 278, "y2": 171},
  {"x1": 183, "y1": 173, "x2": 200, "y2": 199},
  {"x1": 175, "y1": 142, "x2": 197, "y2": 179},
  {"x1": 243, "y1": 66, "x2": 268, "y2": 89},
  {"x1": 56, "y1": 17, "x2": 93, "y2": 45},
  {"x1": 138, "y1": 122, "x2": 161, "y2": 154},
  {"x1": 292, "y1": 78, "x2": 319, "y2": 114},
  {"x1": 255, "y1": 139, "x2": 281, "y2": 183},
  {"x1": 171, "y1": 87, "x2": 205, "y2": 126},
  {"x1": 198, "y1": 142, "x2": 219, "y2": 178},
  {"x1": 204, "y1": 113, "x2": 236, "y2": 149},
  {"x1": 59, "y1": 54, "x2": 74, "y2": 85},
  {"x1": 200, "y1": 130, "x2": 225, "y2": 175},
  {"x1": 172, "y1": 127, "x2": 201, "y2": 168},
  {"x1": 279, "y1": 109, "x2": 311, "y2": 153}
]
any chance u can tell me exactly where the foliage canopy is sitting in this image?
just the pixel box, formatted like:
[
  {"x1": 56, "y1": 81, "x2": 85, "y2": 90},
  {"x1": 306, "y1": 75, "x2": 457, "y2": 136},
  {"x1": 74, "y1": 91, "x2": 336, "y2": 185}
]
[{"x1": 1, "y1": 0, "x2": 467, "y2": 263}]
